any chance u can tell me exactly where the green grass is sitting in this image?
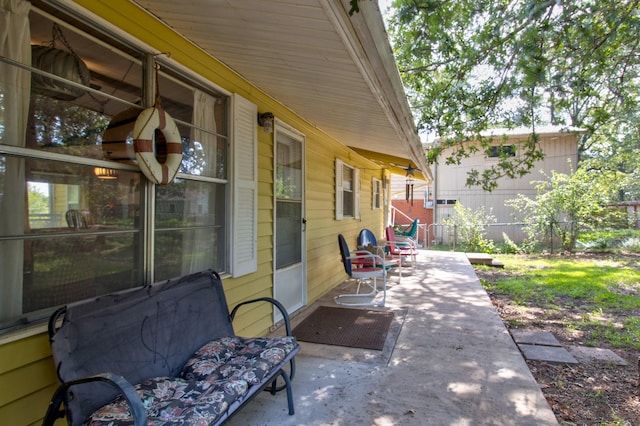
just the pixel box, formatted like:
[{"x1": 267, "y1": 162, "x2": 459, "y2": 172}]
[
  {"x1": 482, "y1": 255, "x2": 640, "y2": 350},
  {"x1": 577, "y1": 229, "x2": 640, "y2": 252}
]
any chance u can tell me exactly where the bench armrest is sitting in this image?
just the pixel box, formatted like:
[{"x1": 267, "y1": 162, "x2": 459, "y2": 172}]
[
  {"x1": 229, "y1": 297, "x2": 293, "y2": 336},
  {"x1": 42, "y1": 373, "x2": 146, "y2": 426}
]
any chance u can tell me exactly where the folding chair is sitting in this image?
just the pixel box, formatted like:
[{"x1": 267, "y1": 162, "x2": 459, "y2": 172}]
[
  {"x1": 385, "y1": 226, "x2": 419, "y2": 270},
  {"x1": 336, "y1": 234, "x2": 388, "y2": 307},
  {"x1": 396, "y1": 218, "x2": 419, "y2": 240},
  {"x1": 357, "y1": 228, "x2": 402, "y2": 279}
]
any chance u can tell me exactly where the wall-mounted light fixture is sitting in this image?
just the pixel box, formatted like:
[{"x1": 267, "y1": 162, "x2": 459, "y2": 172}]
[
  {"x1": 94, "y1": 167, "x2": 117, "y2": 180},
  {"x1": 257, "y1": 112, "x2": 274, "y2": 134}
]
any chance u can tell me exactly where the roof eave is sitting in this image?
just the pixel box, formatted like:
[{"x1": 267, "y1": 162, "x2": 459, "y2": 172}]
[{"x1": 327, "y1": 0, "x2": 428, "y2": 176}]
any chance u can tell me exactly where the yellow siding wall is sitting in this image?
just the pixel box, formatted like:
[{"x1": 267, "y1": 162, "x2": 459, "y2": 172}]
[
  {"x1": 305, "y1": 136, "x2": 386, "y2": 304},
  {"x1": 52, "y1": 185, "x2": 67, "y2": 227},
  {"x1": 0, "y1": 1, "x2": 387, "y2": 424},
  {"x1": 0, "y1": 333, "x2": 59, "y2": 425}
]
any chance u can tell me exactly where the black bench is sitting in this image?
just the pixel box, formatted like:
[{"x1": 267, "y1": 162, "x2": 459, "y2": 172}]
[{"x1": 42, "y1": 269, "x2": 300, "y2": 426}]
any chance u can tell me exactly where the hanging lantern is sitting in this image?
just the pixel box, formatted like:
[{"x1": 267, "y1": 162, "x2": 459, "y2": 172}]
[{"x1": 31, "y1": 44, "x2": 90, "y2": 101}]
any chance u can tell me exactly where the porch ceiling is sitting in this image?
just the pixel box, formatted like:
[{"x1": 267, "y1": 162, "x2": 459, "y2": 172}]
[{"x1": 131, "y1": 0, "x2": 430, "y2": 180}]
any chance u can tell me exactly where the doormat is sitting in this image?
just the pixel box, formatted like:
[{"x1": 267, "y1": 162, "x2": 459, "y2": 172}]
[{"x1": 292, "y1": 306, "x2": 394, "y2": 351}]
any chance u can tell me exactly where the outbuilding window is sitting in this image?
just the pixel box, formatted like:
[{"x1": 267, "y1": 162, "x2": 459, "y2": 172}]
[{"x1": 488, "y1": 145, "x2": 517, "y2": 158}]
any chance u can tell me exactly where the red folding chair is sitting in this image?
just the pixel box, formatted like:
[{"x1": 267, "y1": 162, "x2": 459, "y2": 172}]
[{"x1": 385, "y1": 226, "x2": 418, "y2": 270}]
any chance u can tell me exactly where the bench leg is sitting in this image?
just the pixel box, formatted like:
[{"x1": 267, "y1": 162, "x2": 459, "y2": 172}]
[
  {"x1": 278, "y1": 369, "x2": 295, "y2": 415},
  {"x1": 267, "y1": 358, "x2": 296, "y2": 394}
]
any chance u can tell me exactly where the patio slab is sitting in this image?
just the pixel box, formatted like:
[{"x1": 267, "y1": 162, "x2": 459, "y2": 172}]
[
  {"x1": 226, "y1": 250, "x2": 558, "y2": 425},
  {"x1": 568, "y1": 346, "x2": 628, "y2": 366},
  {"x1": 511, "y1": 329, "x2": 562, "y2": 347},
  {"x1": 518, "y1": 343, "x2": 579, "y2": 364}
]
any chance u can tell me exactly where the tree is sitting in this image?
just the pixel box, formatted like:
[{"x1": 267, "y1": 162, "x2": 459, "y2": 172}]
[
  {"x1": 386, "y1": 0, "x2": 640, "y2": 191},
  {"x1": 28, "y1": 185, "x2": 50, "y2": 214},
  {"x1": 579, "y1": 119, "x2": 640, "y2": 201},
  {"x1": 506, "y1": 167, "x2": 625, "y2": 252}
]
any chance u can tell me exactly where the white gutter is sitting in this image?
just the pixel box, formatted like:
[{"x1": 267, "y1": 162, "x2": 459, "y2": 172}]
[{"x1": 321, "y1": 0, "x2": 430, "y2": 180}]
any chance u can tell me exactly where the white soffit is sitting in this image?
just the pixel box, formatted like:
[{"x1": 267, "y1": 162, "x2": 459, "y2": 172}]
[{"x1": 132, "y1": 0, "x2": 427, "y2": 173}]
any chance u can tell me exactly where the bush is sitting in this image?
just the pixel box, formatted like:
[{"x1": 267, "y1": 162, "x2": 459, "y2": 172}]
[
  {"x1": 442, "y1": 202, "x2": 496, "y2": 252},
  {"x1": 506, "y1": 168, "x2": 626, "y2": 252}
]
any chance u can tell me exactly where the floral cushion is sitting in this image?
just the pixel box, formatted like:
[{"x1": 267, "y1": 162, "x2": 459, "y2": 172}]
[
  {"x1": 181, "y1": 336, "x2": 298, "y2": 385},
  {"x1": 85, "y1": 376, "x2": 248, "y2": 426}
]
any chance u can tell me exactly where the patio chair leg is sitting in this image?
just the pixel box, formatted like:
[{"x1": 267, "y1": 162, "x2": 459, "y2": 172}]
[{"x1": 334, "y1": 276, "x2": 386, "y2": 307}]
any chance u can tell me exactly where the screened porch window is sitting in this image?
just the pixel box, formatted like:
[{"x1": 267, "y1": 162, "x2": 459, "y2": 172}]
[{"x1": 0, "y1": 3, "x2": 232, "y2": 332}]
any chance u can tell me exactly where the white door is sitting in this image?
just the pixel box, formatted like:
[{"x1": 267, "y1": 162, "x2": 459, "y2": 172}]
[{"x1": 273, "y1": 124, "x2": 306, "y2": 321}]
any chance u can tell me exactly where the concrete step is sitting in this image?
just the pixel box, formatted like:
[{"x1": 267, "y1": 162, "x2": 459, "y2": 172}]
[{"x1": 466, "y1": 253, "x2": 504, "y2": 268}]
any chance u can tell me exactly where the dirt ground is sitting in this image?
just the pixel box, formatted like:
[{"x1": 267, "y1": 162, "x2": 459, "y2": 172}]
[{"x1": 475, "y1": 254, "x2": 640, "y2": 426}]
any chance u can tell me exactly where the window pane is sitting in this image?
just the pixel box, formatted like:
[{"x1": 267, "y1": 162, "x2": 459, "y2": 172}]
[
  {"x1": 154, "y1": 178, "x2": 226, "y2": 280},
  {"x1": 343, "y1": 166, "x2": 353, "y2": 190},
  {"x1": 342, "y1": 165, "x2": 354, "y2": 216},
  {"x1": 343, "y1": 189, "x2": 354, "y2": 217},
  {"x1": 0, "y1": 155, "x2": 143, "y2": 330},
  {"x1": 24, "y1": 232, "x2": 142, "y2": 313},
  {"x1": 276, "y1": 201, "x2": 302, "y2": 268},
  {"x1": 373, "y1": 180, "x2": 381, "y2": 209},
  {"x1": 25, "y1": 10, "x2": 228, "y2": 177},
  {"x1": 23, "y1": 12, "x2": 145, "y2": 159},
  {"x1": 158, "y1": 73, "x2": 228, "y2": 179},
  {"x1": 276, "y1": 136, "x2": 302, "y2": 200},
  {"x1": 26, "y1": 94, "x2": 110, "y2": 156},
  {"x1": 182, "y1": 134, "x2": 227, "y2": 179},
  {"x1": 488, "y1": 145, "x2": 516, "y2": 158}
]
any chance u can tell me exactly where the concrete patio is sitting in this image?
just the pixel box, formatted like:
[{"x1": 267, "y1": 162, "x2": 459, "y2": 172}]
[{"x1": 227, "y1": 250, "x2": 558, "y2": 426}]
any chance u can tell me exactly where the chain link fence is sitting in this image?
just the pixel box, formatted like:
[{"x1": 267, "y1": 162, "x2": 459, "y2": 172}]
[
  {"x1": 425, "y1": 222, "x2": 526, "y2": 247},
  {"x1": 422, "y1": 222, "x2": 571, "y2": 252}
]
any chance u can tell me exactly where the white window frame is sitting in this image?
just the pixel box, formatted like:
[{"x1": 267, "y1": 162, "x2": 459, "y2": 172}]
[{"x1": 335, "y1": 158, "x2": 360, "y2": 220}]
